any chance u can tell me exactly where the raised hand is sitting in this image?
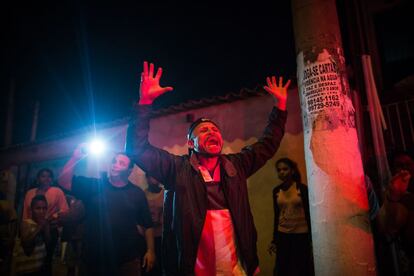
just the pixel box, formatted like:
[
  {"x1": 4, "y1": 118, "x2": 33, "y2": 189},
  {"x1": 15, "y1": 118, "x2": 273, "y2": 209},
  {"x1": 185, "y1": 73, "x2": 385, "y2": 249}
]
[
  {"x1": 72, "y1": 143, "x2": 88, "y2": 161},
  {"x1": 139, "y1": 61, "x2": 173, "y2": 105},
  {"x1": 142, "y1": 250, "x2": 156, "y2": 272},
  {"x1": 264, "y1": 76, "x2": 291, "y2": 111}
]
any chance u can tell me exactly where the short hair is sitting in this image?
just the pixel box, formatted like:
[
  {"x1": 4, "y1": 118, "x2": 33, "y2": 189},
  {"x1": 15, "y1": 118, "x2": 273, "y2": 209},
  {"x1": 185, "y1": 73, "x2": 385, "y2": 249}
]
[
  {"x1": 114, "y1": 152, "x2": 134, "y2": 169},
  {"x1": 187, "y1": 118, "x2": 220, "y2": 140},
  {"x1": 30, "y1": 195, "x2": 48, "y2": 209},
  {"x1": 36, "y1": 168, "x2": 54, "y2": 179},
  {"x1": 275, "y1": 157, "x2": 302, "y2": 183},
  {"x1": 391, "y1": 151, "x2": 414, "y2": 172}
]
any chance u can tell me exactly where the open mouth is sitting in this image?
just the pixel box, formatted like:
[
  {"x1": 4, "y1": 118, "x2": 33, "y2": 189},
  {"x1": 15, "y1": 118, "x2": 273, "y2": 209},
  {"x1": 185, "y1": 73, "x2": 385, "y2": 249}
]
[
  {"x1": 206, "y1": 137, "x2": 221, "y2": 149},
  {"x1": 207, "y1": 137, "x2": 218, "y2": 144}
]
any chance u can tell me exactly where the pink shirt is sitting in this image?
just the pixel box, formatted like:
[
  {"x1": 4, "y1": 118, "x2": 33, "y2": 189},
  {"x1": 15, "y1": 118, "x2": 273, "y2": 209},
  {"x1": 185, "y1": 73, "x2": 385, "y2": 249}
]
[{"x1": 23, "y1": 187, "x2": 69, "y2": 219}]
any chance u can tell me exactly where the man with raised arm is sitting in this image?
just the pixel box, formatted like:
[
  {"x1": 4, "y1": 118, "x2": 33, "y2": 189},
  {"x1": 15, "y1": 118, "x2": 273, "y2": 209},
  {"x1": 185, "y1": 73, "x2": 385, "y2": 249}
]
[
  {"x1": 58, "y1": 149, "x2": 155, "y2": 276},
  {"x1": 127, "y1": 61, "x2": 290, "y2": 275}
]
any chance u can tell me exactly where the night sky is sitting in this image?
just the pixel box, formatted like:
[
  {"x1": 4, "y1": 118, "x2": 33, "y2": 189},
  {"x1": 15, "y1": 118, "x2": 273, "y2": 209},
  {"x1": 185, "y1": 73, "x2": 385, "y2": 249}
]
[
  {"x1": 2, "y1": 2, "x2": 296, "y2": 145},
  {"x1": 3, "y1": 1, "x2": 412, "y2": 147}
]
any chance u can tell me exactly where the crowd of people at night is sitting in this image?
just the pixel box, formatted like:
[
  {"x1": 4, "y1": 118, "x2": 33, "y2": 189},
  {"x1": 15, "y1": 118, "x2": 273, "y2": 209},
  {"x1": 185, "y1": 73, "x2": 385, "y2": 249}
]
[{"x1": 0, "y1": 62, "x2": 413, "y2": 276}]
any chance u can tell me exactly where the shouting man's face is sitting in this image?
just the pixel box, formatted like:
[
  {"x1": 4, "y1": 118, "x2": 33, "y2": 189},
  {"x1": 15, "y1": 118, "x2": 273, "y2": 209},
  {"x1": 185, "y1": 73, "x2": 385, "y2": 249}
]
[{"x1": 188, "y1": 122, "x2": 223, "y2": 156}]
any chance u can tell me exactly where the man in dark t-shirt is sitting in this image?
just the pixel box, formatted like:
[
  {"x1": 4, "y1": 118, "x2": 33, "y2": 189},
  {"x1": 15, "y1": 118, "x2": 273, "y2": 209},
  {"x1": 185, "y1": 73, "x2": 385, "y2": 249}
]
[{"x1": 59, "y1": 145, "x2": 155, "y2": 276}]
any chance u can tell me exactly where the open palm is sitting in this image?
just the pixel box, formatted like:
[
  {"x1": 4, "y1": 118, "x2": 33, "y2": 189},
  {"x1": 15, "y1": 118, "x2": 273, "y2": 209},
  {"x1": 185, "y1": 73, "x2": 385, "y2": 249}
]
[
  {"x1": 264, "y1": 76, "x2": 290, "y2": 101},
  {"x1": 264, "y1": 76, "x2": 291, "y2": 110},
  {"x1": 139, "y1": 61, "x2": 173, "y2": 104}
]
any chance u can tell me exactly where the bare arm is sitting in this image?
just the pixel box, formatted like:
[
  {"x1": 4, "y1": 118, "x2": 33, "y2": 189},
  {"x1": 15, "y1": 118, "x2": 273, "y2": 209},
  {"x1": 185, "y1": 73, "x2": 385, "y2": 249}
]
[
  {"x1": 58, "y1": 144, "x2": 86, "y2": 191},
  {"x1": 268, "y1": 187, "x2": 278, "y2": 256},
  {"x1": 142, "y1": 227, "x2": 156, "y2": 272},
  {"x1": 22, "y1": 192, "x2": 32, "y2": 220}
]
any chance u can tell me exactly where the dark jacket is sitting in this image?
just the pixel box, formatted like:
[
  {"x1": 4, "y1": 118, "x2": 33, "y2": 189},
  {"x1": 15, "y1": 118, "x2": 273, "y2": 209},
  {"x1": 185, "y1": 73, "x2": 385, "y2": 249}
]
[
  {"x1": 127, "y1": 105, "x2": 287, "y2": 275},
  {"x1": 272, "y1": 182, "x2": 312, "y2": 243}
]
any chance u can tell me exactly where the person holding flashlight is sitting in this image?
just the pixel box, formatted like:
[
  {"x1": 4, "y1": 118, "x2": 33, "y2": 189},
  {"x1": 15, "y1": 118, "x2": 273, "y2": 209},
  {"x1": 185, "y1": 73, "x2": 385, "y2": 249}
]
[{"x1": 58, "y1": 147, "x2": 155, "y2": 276}]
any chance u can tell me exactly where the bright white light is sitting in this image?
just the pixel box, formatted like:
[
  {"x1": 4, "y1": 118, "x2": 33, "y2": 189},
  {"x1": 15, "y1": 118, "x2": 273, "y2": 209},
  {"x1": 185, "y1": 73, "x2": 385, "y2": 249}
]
[{"x1": 88, "y1": 139, "x2": 106, "y2": 155}]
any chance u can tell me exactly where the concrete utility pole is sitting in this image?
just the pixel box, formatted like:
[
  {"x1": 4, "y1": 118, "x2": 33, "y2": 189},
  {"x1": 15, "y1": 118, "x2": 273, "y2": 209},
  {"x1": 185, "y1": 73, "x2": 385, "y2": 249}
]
[{"x1": 291, "y1": 0, "x2": 376, "y2": 275}]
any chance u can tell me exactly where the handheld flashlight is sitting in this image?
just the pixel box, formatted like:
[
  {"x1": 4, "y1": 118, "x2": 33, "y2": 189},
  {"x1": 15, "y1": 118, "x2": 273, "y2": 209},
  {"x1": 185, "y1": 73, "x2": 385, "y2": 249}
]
[{"x1": 83, "y1": 138, "x2": 106, "y2": 156}]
